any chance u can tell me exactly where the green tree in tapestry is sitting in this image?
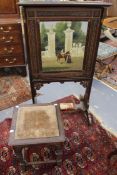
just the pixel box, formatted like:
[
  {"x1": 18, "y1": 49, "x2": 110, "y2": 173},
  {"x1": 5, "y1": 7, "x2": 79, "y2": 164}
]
[
  {"x1": 71, "y1": 21, "x2": 86, "y2": 45},
  {"x1": 40, "y1": 22, "x2": 48, "y2": 51},
  {"x1": 54, "y1": 22, "x2": 68, "y2": 53}
]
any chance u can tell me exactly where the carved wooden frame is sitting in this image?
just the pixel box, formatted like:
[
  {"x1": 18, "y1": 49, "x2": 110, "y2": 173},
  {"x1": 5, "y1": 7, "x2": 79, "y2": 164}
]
[{"x1": 25, "y1": 7, "x2": 102, "y2": 83}]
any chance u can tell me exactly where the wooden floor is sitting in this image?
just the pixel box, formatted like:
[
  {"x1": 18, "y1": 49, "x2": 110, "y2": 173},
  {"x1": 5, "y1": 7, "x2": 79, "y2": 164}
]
[{"x1": 0, "y1": 78, "x2": 117, "y2": 136}]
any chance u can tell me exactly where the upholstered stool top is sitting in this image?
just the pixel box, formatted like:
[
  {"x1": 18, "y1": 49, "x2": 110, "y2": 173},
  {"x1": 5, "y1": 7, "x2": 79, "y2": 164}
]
[
  {"x1": 9, "y1": 104, "x2": 65, "y2": 146},
  {"x1": 15, "y1": 105, "x2": 59, "y2": 140}
]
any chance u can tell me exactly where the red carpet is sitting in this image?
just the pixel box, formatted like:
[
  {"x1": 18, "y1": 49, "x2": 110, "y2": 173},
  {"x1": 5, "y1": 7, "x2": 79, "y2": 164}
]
[
  {"x1": 0, "y1": 95, "x2": 117, "y2": 175},
  {"x1": 0, "y1": 76, "x2": 31, "y2": 111}
]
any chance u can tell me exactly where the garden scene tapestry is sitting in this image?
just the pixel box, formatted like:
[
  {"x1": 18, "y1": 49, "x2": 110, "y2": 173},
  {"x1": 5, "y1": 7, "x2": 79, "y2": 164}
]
[{"x1": 40, "y1": 21, "x2": 88, "y2": 72}]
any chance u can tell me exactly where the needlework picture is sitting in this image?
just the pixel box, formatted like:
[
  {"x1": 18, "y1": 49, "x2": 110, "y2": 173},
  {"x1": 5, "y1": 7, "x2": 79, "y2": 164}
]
[{"x1": 40, "y1": 21, "x2": 88, "y2": 72}]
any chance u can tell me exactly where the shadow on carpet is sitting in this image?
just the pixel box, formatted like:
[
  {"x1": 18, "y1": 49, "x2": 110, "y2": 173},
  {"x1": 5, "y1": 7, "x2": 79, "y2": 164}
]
[
  {"x1": 0, "y1": 95, "x2": 117, "y2": 175},
  {"x1": 0, "y1": 76, "x2": 32, "y2": 111}
]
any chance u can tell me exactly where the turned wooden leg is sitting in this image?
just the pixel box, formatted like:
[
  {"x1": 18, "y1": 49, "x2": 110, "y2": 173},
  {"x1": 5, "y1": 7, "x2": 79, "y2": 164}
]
[
  {"x1": 13, "y1": 146, "x2": 27, "y2": 173},
  {"x1": 30, "y1": 82, "x2": 36, "y2": 104},
  {"x1": 30, "y1": 82, "x2": 43, "y2": 104},
  {"x1": 84, "y1": 80, "x2": 93, "y2": 126},
  {"x1": 55, "y1": 144, "x2": 63, "y2": 166}
]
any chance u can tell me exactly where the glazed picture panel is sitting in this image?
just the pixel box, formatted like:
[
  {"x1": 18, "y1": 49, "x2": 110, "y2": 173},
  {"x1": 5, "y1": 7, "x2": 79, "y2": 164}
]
[{"x1": 40, "y1": 21, "x2": 88, "y2": 72}]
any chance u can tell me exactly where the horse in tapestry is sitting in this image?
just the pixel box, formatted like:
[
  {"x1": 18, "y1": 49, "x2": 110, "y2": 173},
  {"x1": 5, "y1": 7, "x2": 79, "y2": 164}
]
[{"x1": 57, "y1": 51, "x2": 72, "y2": 63}]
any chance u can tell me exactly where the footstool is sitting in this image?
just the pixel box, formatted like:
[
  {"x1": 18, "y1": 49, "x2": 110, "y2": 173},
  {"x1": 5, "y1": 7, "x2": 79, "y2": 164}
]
[{"x1": 8, "y1": 104, "x2": 65, "y2": 171}]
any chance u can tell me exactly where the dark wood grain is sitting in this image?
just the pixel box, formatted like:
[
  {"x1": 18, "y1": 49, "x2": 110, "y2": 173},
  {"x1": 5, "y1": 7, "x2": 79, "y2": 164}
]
[
  {"x1": 0, "y1": 1, "x2": 26, "y2": 76},
  {"x1": 0, "y1": 0, "x2": 19, "y2": 18},
  {"x1": 0, "y1": 22, "x2": 21, "y2": 33},
  {"x1": 0, "y1": 33, "x2": 22, "y2": 45},
  {"x1": 0, "y1": 0, "x2": 17, "y2": 14},
  {"x1": 0, "y1": 55, "x2": 25, "y2": 66},
  {"x1": 0, "y1": 19, "x2": 26, "y2": 75}
]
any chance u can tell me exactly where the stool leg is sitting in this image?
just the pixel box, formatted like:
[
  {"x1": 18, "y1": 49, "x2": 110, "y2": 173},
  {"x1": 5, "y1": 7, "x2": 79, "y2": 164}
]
[
  {"x1": 13, "y1": 146, "x2": 27, "y2": 172},
  {"x1": 55, "y1": 144, "x2": 63, "y2": 166}
]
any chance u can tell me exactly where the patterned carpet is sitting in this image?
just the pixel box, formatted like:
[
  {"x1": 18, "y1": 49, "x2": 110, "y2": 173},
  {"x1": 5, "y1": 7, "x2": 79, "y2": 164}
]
[
  {"x1": 0, "y1": 95, "x2": 117, "y2": 175},
  {"x1": 0, "y1": 76, "x2": 31, "y2": 111}
]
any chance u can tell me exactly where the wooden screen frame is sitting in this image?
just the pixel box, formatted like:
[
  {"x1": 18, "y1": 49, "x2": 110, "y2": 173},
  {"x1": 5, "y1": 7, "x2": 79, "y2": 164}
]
[{"x1": 25, "y1": 7, "x2": 103, "y2": 83}]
